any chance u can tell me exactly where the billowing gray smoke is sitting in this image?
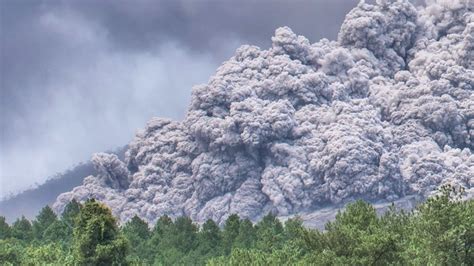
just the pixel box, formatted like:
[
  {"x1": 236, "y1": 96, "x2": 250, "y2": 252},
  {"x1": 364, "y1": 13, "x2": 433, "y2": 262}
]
[{"x1": 54, "y1": 0, "x2": 474, "y2": 225}]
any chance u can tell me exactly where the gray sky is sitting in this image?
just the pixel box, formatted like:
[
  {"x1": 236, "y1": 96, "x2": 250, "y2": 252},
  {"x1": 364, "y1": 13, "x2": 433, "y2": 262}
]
[{"x1": 0, "y1": 0, "x2": 357, "y2": 198}]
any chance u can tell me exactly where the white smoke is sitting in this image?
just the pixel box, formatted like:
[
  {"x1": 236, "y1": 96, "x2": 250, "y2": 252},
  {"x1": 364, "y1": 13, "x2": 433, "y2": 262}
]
[{"x1": 54, "y1": 0, "x2": 474, "y2": 225}]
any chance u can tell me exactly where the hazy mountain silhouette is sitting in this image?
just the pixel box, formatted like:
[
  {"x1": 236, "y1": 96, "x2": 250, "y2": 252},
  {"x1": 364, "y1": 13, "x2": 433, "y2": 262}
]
[{"x1": 0, "y1": 146, "x2": 127, "y2": 222}]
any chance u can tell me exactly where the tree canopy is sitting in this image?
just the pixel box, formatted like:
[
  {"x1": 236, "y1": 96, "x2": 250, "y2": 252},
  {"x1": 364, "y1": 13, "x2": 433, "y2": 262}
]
[
  {"x1": 0, "y1": 185, "x2": 472, "y2": 265},
  {"x1": 73, "y1": 199, "x2": 128, "y2": 265}
]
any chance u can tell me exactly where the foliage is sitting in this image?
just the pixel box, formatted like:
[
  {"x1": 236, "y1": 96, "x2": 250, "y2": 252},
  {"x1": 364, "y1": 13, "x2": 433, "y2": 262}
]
[
  {"x1": 122, "y1": 215, "x2": 150, "y2": 263},
  {"x1": 0, "y1": 216, "x2": 11, "y2": 240},
  {"x1": 61, "y1": 198, "x2": 81, "y2": 228},
  {"x1": 32, "y1": 205, "x2": 58, "y2": 240},
  {"x1": 255, "y1": 212, "x2": 284, "y2": 252},
  {"x1": 234, "y1": 218, "x2": 256, "y2": 250},
  {"x1": 23, "y1": 242, "x2": 71, "y2": 265},
  {"x1": 402, "y1": 185, "x2": 473, "y2": 264},
  {"x1": 43, "y1": 220, "x2": 71, "y2": 243},
  {"x1": 195, "y1": 219, "x2": 222, "y2": 262},
  {"x1": 73, "y1": 198, "x2": 128, "y2": 265},
  {"x1": 0, "y1": 239, "x2": 24, "y2": 265},
  {"x1": 11, "y1": 216, "x2": 33, "y2": 242},
  {"x1": 0, "y1": 185, "x2": 472, "y2": 265},
  {"x1": 221, "y1": 214, "x2": 241, "y2": 255}
]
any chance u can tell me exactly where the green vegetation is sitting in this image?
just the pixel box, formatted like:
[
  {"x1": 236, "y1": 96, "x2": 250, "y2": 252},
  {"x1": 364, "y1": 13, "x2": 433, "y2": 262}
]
[
  {"x1": 73, "y1": 199, "x2": 128, "y2": 265},
  {"x1": 0, "y1": 185, "x2": 472, "y2": 265}
]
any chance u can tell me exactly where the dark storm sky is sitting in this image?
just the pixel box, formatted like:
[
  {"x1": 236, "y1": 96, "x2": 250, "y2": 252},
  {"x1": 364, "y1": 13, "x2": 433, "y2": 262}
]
[{"x1": 0, "y1": 0, "x2": 358, "y2": 197}]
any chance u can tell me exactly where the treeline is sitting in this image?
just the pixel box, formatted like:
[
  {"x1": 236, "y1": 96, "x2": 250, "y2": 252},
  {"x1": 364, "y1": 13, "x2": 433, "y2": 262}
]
[{"x1": 0, "y1": 185, "x2": 472, "y2": 265}]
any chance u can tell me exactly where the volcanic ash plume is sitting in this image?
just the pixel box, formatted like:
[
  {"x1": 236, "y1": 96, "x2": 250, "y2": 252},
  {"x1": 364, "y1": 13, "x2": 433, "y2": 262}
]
[{"x1": 54, "y1": 0, "x2": 474, "y2": 225}]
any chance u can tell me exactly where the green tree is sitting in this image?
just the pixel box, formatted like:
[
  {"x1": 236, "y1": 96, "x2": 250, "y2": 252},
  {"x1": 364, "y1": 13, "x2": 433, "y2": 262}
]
[
  {"x1": 169, "y1": 216, "x2": 198, "y2": 254},
  {"x1": 153, "y1": 215, "x2": 173, "y2": 236},
  {"x1": 300, "y1": 226, "x2": 325, "y2": 254},
  {"x1": 153, "y1": 216, "x2": 198, "y2": 265},
  {"x1": 374, "y1": 204, "x2": 410, "y2": 263},
  {"x1": 305, "y1": 200, "x2": 404, "y2": 264},
  {"x1": 283, "y1": 217, "x2": 304, "y2": 242},
  {"x1": 299, "y1": 248, "x2": 348, "y2": 265},
  {"x1": 62, "y1": 199, "x2": 82, "y2": 227},
  {"x1": 122, "y1": 215, "x2": 150, "y2": 262},
  {"x1": 0, "y1": 239, "x2": 24, "y2": 265},
  {"x1": 122, "y1": 215, "x2": 150, "y2": 240},
  {"x1": 143, "y1": 215, "x2": 173, "y2": 263},
  {"x1": 170, "y1": 218, "x2": 223, "y2": 266},
  {"x1": 267, "y1": 241, "x2": 304, "y2": 265},
  {"x1": 43, "y1": 220, "x2": 71, "y2": 243},
  {"x1": 11, "y1": 216, "x2": 33, "y2": 241},
  {"x1": 196, "y1": 219, "x2": 222, "y2": 261},
  {"x1": 325, "y1": 200, "x2": 379, "y2": 257},
  {"x1": 33, "y1": 205, "x2": 58, "y2": 240},
  {"x1": 221, "y1": 214, "x2": 240, "y2": 255},
  {"x1": 404, "y1": 185, "x2": 473, "y2": 264},
  {"x1": 23, "y1": 243, "x2": 70, "y2": 265},
  {"x1": 234, "y1": 218, "x2": 256, "y2": 250},
  {"x1": 73, "y1": 199, "x2": 128, "y2": 265},
  {"x1": 2, "y1": 186, "x2": 473, "y2": 265},
  {"x1": 206, "y1": 248, "x2": 267, "y2": 266},
  {"x1": 42, "y1": 199, "x2": 83, "y2": 245},
  {"x1": 153, "y1": 247, "x2": 184, "y2": 265},
  {"x1": 0, "y1": 216, "x2": 11, "y2": 239},
  {"x1": 255, "y1": 212, "x2": 284, "y2": 252}
]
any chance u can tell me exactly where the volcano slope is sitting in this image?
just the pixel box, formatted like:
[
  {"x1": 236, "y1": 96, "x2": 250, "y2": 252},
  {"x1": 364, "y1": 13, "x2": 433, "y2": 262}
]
[{"x1": 54, "y1": 0, "x2": 473, "y2": 225}]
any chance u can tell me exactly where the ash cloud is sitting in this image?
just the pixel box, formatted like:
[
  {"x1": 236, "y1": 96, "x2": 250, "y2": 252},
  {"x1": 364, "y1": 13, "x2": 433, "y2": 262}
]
[
  {"x1": 0, "y1": 0, "x2": 356, "y2": 198},
  {"x1": 54, "y1": 0, "x2": 474, "y2": 225}
]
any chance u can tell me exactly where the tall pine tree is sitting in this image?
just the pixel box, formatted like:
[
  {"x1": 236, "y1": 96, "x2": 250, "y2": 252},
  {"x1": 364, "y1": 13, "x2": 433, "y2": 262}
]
[
  {"x1": 255, "y1": 212, "x2": 284, "y2": 252},
  {"x1": 234, "y1": 218, "x2": 256, "y2": 249},
  {"x1": 0, "y1": 216, "x2": 11, "y2": 239},
  {"x1": 61, "y1": 199, "x2": 81, "y2": 228},
  {"x1": 196, "y1": 219, "x2": 221, "y2": 258},
  {"x1": 222, "y1": 214, "x2": 240, "y2": 255},
  {"x1": 33, "y1": 206, "x2": 57, "y2": 240},
  {"x1": 122, "y1": 215, "x2": 150, "y2": 261},
  {"x1": 11, "y1": 216, "x2": 33, "y2": 241}
]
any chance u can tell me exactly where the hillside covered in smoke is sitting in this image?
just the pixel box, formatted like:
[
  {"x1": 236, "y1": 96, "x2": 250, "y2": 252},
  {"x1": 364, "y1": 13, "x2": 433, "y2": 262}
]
[{"x1": 54, "y1": 0, "x2": 473, "y2": 225}]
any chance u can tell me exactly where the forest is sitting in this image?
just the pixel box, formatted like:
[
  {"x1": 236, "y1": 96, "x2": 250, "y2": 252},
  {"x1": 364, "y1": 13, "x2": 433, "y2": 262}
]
[{"x1": 0, "y1": 185, "x2": 472, "y2": 265}]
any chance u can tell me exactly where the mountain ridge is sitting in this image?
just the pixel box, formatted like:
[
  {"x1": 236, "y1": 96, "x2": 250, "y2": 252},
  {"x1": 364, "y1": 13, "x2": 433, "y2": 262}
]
[{"x1": 0, "y1": 146, "x2": 127, "y2": 222}]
